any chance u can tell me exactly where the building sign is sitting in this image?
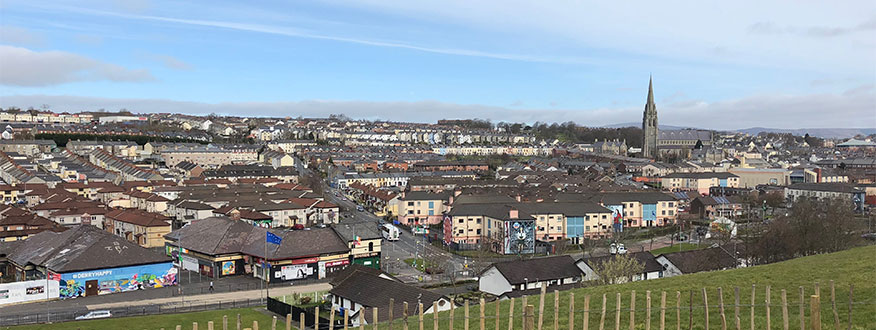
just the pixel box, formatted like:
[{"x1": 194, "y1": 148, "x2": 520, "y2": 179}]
[
  {"x1": 291, "y1": 257, "x2": 319, "y2": 265},
  {"x1": 325, "y1": 259, "x2": 349, "y2": 267},
  {"x1": 0, "y1": 280, "x2": 60, "y2": 306},
  {"x1": 25, "y1": 286, "x2": 44, "y2": 295},
  {"x1": 280, "y1": 264, "x2": 314, "y2": 280}
]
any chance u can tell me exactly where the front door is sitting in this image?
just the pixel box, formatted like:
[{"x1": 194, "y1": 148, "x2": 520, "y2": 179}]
[{"x1": 85, "y1": 280, "x2": 99, "y2": 296}]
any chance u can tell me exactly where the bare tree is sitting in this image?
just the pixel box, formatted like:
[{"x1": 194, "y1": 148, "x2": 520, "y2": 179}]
[{"x1": 592, "y1": 254, "x2": 645, "y2": 286}]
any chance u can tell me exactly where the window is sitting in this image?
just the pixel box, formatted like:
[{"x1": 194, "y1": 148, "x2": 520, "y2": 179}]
[
  {"x1": 476, "y1": 219, "x2": 481, "y2": 224},
  {"x1": 459, "y1": 219, "x2": 464, "y2": 223},
  {"x1": 661, "y1": 210, "x2": 666, "y2": 215},
  {"x1": 428, "y1": 201, "x2": 434, "y2": 208},
  {"x1": 368, "y1": 242, "x2": 374, "y2": 252},
  {"x1": 476, "y1": 229, "x2": 481, "y2": 234}
]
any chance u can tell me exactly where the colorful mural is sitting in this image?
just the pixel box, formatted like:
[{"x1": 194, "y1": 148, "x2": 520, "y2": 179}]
[
  {"x1": 607, "y1": 205, "x2": 624, "y2": 232},
  {"x1": 58, "y1": 262, "x2": 177, "y2": 299},
  {"x1": 221, "y1": 261, "x2": 235, "y2": 275}
]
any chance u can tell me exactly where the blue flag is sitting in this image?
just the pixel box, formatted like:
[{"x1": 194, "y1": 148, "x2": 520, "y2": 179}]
[{"x1": 266, "y1": 231, "x2": 283, "y2": 245}]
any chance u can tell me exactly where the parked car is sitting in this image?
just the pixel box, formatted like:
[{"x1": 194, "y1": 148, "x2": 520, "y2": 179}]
[
  {"x1": 609, "y1": 242, "x2": 627, "y2": 255},
  {"x1": 356, "y1": 205, "x2": 364, "y2": 212},
  {"x1": 673, "y1": 233, "x2": 689, "y2": 241},
  {"x1": 291, "y1": 224, "x2": 305, "y2": 230},
  {"x1": 75, "y1": 310, "x2": 112, "y2": 320}
]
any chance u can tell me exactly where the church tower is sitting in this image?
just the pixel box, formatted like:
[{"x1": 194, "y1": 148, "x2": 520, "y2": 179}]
[{"x1": 642, "y1": 76, "x2": 658, "y2": 159}]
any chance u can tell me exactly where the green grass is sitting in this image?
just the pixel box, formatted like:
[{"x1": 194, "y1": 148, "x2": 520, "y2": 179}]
[
  {"x1": 404, "y1": 258, "x2": 436, "y2": 272},
  {"x1": 273, "y1": 290, "x2": 329, "y2": 309},
  {"x1": 388, "y1": 245, "x2": 876, "y2": 329},
  {"x1": 7, "y1": 308, "x2": 281, "y2": 330},
  {"x1": 650, "y1": 243, "x2": 705, "y2": 255}
]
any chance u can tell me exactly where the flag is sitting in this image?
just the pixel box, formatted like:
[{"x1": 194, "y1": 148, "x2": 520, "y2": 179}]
[{"x1": 266, "y1": 231, "x2": 283, "y2": 245}]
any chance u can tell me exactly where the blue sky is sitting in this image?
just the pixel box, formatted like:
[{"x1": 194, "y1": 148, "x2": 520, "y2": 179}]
[{"x1": 0, "y1": 0, "x2": 874, "y2": 129}]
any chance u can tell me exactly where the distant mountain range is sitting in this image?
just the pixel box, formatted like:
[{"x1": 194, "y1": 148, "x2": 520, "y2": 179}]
[
  {"x1": 733, "y1": 127, "x2": 876, "y2": 139},
  {"x1": 603, "y1": 123, "x2": 875, "y2": 139}
]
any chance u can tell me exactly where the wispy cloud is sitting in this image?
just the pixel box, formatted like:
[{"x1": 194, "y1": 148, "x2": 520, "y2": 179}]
[
  {"x1": 143, "y1": 53, "x2": 192, "y2": 71},
  {"x1": 37, "y1": 5, "x2": 601, "y2": 65},
  {"x1": 0, "y1": 25, "x2": 45, "y2": 47},
  {"x1": 748, "y1": 17, "x2": 876, "y2": 38},
  {"x1": 0, "y1": 45, "x2": 154, "y2": 86}
]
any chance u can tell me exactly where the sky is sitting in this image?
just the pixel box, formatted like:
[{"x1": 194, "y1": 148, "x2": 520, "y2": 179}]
[{"x1": 0, "y1": 0, "x2": 874, "y2": 129}]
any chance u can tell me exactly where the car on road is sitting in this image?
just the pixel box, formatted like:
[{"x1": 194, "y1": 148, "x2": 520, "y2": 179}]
[
  {"x1": 609, "y1": 242, "x2": 627, "y2": 255},
  {"x1": 673, "y1": 233, "x2": 689, "y2": 241},
  {"x1": 356, "y1": 205, "x2": 364, "y2": 212},
  {"x1": 75, "y1": 310, "x2": 112, "y2": 320}
]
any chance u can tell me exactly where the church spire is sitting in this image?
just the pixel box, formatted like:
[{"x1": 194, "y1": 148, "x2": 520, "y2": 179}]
[{"x1": 647, "y1": 75, "x2": 655, "y2": 108}]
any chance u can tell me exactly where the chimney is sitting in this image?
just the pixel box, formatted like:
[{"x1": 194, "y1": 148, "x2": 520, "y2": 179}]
[{"x1": 509, "y1": 208, "x2": 519, "y2": 219}]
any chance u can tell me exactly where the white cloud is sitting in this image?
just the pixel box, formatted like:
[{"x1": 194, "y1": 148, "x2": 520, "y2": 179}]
[
  {"x1": 144, "y1": 53, "x2": 192, "y2": 70},
  {"x1": 2, "y1": 86, "x2": 872, "y2": 129},
  {"x1": 0, "y1": 25, "x2": 44, "y2": 46},
  {"x1": 0, "y1": 45, "x2": 154, "y2": 86}
]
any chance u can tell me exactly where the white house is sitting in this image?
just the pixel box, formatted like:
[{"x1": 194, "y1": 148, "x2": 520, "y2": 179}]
[
  {"x1": 329, "y1": 269, "x2": 452, "y2": 326},
  {"x1": 575, "y1": 252, "x2": 665, "y2": 283},
  {"x1": 478, "y1": 255, "x2": 584, "y2": 297}
]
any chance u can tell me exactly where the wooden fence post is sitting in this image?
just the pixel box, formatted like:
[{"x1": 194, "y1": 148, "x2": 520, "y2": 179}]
[
  {"x1": 373, "y1": 308, "x2": 380, "y2": 330},
  {"x1": 360, "y1": 309, "x2": 365, "y2": 330},
  {"x1": 538, "y1": 286, "x2": 547, "y2": 330},
  {"x1": 630, "y1": 291, "x2": 636, "y2": 330},
  {"x1": 809, "y1": 295, "x2": 820, "y2": 330},
  {"x1": 569, "y1": 292, "x2": 576, "y2": 330},
  {"x1": 209, "y1": 321, "x2": 214, "y2": 330},
  {"x1": 750, "y1": 285, "x2": 755, "y2": 330},
  {"x1": 253, "y1": 320, "x2": 259, "y2": 330},
  {"x1": 525, "y1": 305, "x2": 535, "y2": 330},
  {"x1": 194, "y1": 322, "x2": 199, "y2": 330},
  {"x1": 344, "y1": 307, "x2": 350, "y2": 330},
  {"x1": 660, "y1": 291, "x2": 666, "y2": 330},
  {"x1": 781, "y1": 290, "x2": 789, "y2": 330},
  {"x1": 766, "y1": 286, "x2": 771, "y2": 330},
  {"x1": 830, "y1": 281, "x2": 839, "y2": 330},
  {"x1": 495, "y1": 298, "x2": 501, "y2": 330},
  {"x1": 299, "y1": 312, "x2": 304, "y2": 330},
  {"x1": 799, "y1": 287, "x2": 805, "y2": 330},
  {"x1": 583, "y1": 295, "x2": 591, "y2": 330},
  {"x1": 329, "y1": 306, "x2": 336, "y2": 330},
  {"x1": 615, "y1": 293, "x2": 622, "y2": 330},
  {"x1": 676, "y1": 291, "x2": 681, "y2": 330},
  {"x1": 718, "y1": 288, "x2": 726, "y2": 330},
  {"x1": 237, "y1": 313, "x2": 242, "y2": 330},
  {"x1": 286, "y1": 313, "x2": 292, "y2": 330},
  {"x1": 450, "y1": 301, "x2": 455, "y2": 330},
  {"x1": 419, "y1": 302, "x2": 425, "y2": 330},
  {"x1": 465, "y1": 299, "x2": 470, "y2": 330},
  {"x1": 436, "y1": 301, "x2": 441, "y2": 330},
  {"x1": 272, "y1": 316, "x2": 277, "y2": 330},
  {"x1": 646, "y1": 291, "x2": 652, "y2": 330},
  {"x1": 315, "y1": 307, "x2": 320, "y2": 330},
  {"x1": 688, "y1": 291, "x2": 693, "y2": 330},
  {"x1": 403, "y1": 302, "x2": 409, "y2": 330},
  {"x1": 702, "y1": 288, "x2": 709, "y2": 330},
  {"x1": 224, "y1": 315, "x2": 228, "y2": 330},
  {"x1": 599, "y1": 294, "x2": 607, "y2": 330},
  {"x1": 481, "y1": 298, "x2": 486, "y2": 330},
  {"x1": 734, "y1": 287, "x2": 740, "y2": 330},
  {"x1": 847, "y1": 284, "x2": 853, "y2": 330},
  {"x1": 389, "y1": 298, "x2": 395, "y2": 330},
  {"x1": 176, "y1": 325, "x2": 182, "y2": 330},
  {"x1": 554, "y1": 291, "x2": 560, "y2": 330},
  {"x1": 509, "y1": 297, "x2": 516, "y2": 330}
]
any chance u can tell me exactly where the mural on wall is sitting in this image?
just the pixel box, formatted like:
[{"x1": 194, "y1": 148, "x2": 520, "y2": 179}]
[
  {"x1": 607, "y1": 205, "x2": 624, "y2": 233},
  {"x1": 503, "y1": 220, "x2": 535, "y2": 255},
  {"x1": 221, "y1": 261, "x2": 236, "y2": 276},
  {"x1": 58, "y1": 263, "x2": 177, "y2": 299}
]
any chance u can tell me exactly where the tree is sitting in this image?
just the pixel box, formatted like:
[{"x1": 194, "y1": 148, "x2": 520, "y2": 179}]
[
  {"x1": 591, "y1": 254, "x2": 645, "y2": 285},
  {"x1": 741, "y1": 197, "x2": 862, "y2": 265}
]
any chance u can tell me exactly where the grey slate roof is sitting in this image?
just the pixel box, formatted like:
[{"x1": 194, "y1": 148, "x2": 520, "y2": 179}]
[
  {"x1": 329, "y1": 270, "x2": 446, "y2": 323},
  {"x1": 487, "y1": 255, "x2": 582, "y2": 285},
  {"x1": 657, "y1": 247, "x2": 738, "y2": 274},
  {"x1": 4, "y1": 225, "x2": 169, "y2": 273},
  {"x1": 166, "y1": 217, "x2": 349, "y2": 260}
]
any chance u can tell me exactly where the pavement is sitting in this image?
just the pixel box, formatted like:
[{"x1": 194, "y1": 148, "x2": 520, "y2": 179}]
[{"x1": 86, "y1": 282, "x2": 331, "y2": 310}]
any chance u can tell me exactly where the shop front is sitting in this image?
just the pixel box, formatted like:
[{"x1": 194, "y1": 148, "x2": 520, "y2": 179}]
[
  {"x1": 268, "y1": 256, "x2": 319, "y2": 282},
  {"x1": 319, "y1": 254, "x2": 350, "y2": 278},
  {"x1": 58, "y1": 262, "x2": 176, "y2": 299},
  {"x1": 351, "y1": 252, "x2": 380, "y2": 269}
]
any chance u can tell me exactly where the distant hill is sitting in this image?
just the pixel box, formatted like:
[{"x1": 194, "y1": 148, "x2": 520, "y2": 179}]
[
  {"x1": 604, "y1": 123, "x2": 876, "y2": 139},
  {"x1": 735, "y1": 127, "x2": 876, "y2": 139},
  {"x1": 602, "y1": 122, "x2": 694, "y2": 130}
]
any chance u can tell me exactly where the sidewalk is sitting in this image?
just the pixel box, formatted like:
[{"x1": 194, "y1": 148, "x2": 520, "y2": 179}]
[{"x1": 85, "y1": 282, "x2": 332, "y2": 310}]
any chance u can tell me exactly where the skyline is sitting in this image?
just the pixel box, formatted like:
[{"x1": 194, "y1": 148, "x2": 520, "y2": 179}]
[{"x1": 0, "y1": 1, "x2": 874, "y2": 129}]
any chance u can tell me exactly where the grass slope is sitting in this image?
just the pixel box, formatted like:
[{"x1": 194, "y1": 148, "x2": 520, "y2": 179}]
[
  {"x1": 398, "y1": 245, "x2": 876, "y2": 329},
  {"x1": 8, "y1": 308, "x2": 279, "y2": 330}
]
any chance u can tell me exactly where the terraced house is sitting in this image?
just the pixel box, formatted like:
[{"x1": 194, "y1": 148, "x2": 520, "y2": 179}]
[{"x1": 105, "y1": 209, "x2": 172, "y2": 248}]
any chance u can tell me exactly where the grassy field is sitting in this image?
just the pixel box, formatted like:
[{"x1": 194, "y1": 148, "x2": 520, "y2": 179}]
[
  {"x1": 390, "y1": 245, "x2": 876, "y2": 329},
  {"x1": 649, "y1": 242, "x2": 704, "y2": 255},
  {"x1": 7, "y1": 308, "x2": 281, "y2": 330},
  {"x1": 273, "y1": 290, "x2": 329, "y2": 309}
]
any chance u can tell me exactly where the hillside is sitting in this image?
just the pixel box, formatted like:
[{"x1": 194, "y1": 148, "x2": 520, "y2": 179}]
[{"x1": 397, "y1": 245, "x2": 875, "y2": 329}]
